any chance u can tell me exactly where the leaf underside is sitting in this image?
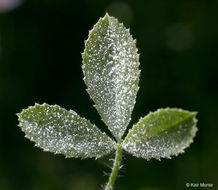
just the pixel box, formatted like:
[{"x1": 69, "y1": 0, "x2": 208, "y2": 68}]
[
  {"x1": 122, "y1": 108, "x2": 198, "y2": 160},
  {"x1": 82, "y1": 13, "x2": 140, "y2": 139},
  {"x1": 17, "y1": 103, "x2": 115, "y2": 159}
]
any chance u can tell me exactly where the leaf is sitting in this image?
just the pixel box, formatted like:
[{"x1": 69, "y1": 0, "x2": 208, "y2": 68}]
[
  {"x1": 122, "y1": 108, "x2": 198, "y2": 160},
  {"x1": 82, "y1": 13, "x2": 140, "y2": 139},
  {"x1": 17, "y1": 103, "x2": 115, "y2": 159}
]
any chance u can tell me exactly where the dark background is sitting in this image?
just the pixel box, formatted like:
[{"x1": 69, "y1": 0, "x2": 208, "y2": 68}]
[{"x1": 0, "y1": 0, "x2": 218, "y2": 190}]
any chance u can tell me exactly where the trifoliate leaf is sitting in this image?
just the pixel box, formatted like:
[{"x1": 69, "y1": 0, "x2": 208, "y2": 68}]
[
  {"x1": 82, "y1": 13, "x2": 140, "y2": 139},
  {"x1": 122, "y1": 108, "x2": 198, "y2": 160},
  {"x1": 17, "y1": 103, "x2": 115, "y2": 159}
]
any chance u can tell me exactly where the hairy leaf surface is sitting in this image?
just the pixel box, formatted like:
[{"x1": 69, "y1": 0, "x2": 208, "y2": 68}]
[
  {"x1": 17, "y1": 103, "x2": 115, "y2": 159},
  {"x1": 82, "y1": 13, "x2": 140, "y2": 139},
  {"x1": 122, "y1": 108, "x2": 198, "y2": 160}
]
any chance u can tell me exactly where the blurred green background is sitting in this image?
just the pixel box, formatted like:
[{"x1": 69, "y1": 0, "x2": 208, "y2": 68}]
[{"x1": 0, "y1": 0, "x2": 218, "y2": 190}]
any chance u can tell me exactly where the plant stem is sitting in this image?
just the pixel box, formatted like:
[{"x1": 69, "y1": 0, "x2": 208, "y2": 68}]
[{"x1": 105, "y1": 143, "x2": 123, "y2": 190}]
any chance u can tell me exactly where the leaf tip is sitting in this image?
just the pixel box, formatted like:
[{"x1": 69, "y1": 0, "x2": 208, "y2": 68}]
[
  {"x1": 104, "y1": 12, "x2": 110, "y2": 18},
  {"x1": 191, "y1": 111, "x2": 198, "y2": 117}
]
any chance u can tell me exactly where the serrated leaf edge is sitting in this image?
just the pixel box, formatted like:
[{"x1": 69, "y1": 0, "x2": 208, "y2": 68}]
[
  {"x1": 122, "y1": 108, "x2": 198, "y2": 160},
  {"x1": 17, "y1": 103, "x2": 116, "y2": 159},
  {"x1": 82, "y1": 13, "x2": 140, "y2": 139}
]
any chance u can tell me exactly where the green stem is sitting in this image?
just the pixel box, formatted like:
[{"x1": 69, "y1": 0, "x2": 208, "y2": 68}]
[{"x1": 105, "y1": 143, "x2": 123, "y2": 190}]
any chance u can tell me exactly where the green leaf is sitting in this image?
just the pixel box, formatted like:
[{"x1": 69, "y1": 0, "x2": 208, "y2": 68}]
[
  {"x1": 82, "y1": 13, "x2": 140, "y2": 139},
  {"x1": 17, "y1": 103, "x2": 115, "y2": 159},
  {"x1": 122, "y1": 108, "x2": 198, "y2": 160}
]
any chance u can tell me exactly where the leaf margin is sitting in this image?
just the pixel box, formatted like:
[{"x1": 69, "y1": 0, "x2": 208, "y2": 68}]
[
  {"x1": 122, "y1": 107, "x2": 198, "y2": 160},
  {"x1": 17, "y1": 103, "x2": 116, "y2": 159},
  {"x1": 82, "y1": 13, "x2": 140, "y2": 139}
]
